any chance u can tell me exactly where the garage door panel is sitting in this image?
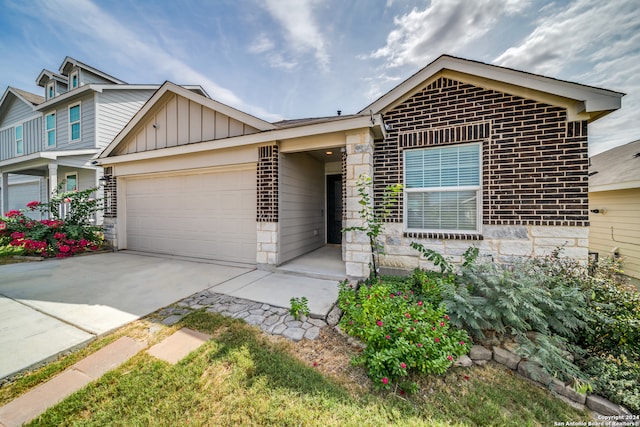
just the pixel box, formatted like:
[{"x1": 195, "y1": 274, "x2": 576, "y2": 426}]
[{"x1": 125, "y1": 168, "x2": 256, "y2": 263}]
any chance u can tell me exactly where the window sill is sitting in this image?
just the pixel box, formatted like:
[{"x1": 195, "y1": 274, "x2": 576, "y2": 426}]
[{"x1": 403, "y1": 231, "x2": 483, "y2": 240}]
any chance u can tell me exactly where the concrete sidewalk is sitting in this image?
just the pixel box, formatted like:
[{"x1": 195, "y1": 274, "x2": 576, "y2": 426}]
[{"x1": 0, "y1": 251, "x2": 342, "y2": 381}]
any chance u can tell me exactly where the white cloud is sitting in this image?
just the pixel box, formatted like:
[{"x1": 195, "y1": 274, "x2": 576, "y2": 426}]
[
  {"x1": 262, "y1": 0, "x2": 330, "y2": 70},
  {"x1": 368, "y1": 0, "x2": 530, "y2": 68},
  {"x1": 248, "y1": 34, "x2": 275, "y2": 54}
]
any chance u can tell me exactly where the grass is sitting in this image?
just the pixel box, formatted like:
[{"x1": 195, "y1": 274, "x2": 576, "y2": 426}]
[{"x1": 17, "y1": 310, "x2": 591, "y2": 426}]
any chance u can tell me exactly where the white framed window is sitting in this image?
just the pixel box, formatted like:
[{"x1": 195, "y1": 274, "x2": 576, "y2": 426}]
[
  {"x1": 47, "y1": 82, "x2": 55, "y2": 100},
  {"x1": 65, "y1": 172, "x2": 78, "y2": 192},
  {"x1": 45, "y1": 112, "x2": 56, "y2": 147},
  {"x1": 15, "y1": 124, "x2": 24, "y2": 155},
  {"x1": 404, "y1": 143, "x2": 481, "y2": 233},
  {"x1": 69, "y1": 102, "x2": 81, "y2": 142},
  {"x1": 70, "y1": 70, "x2": 79, "y2": 89}
]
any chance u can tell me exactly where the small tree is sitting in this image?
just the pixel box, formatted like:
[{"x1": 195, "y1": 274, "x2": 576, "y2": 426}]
[{"x1": 342, "y1": 174, "x2": 402, "y2": 279}]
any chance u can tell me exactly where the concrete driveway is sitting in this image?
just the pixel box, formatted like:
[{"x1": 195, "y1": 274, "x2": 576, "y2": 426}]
[{"x1": 0, "y1": 252, "x2": 253, "y2": 380}]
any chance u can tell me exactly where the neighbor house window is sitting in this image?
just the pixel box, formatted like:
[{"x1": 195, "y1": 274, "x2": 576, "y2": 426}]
[
  {"x1": 15, "y1": 125, "x2": 24, "y2": 155},
  {"x1": 70, "y1": 70, "x2": 79, "y2": 89},
  {"x1": 65, "y1": 172, "x2": 78, "y2": 192},
  {"x1": 45, "y1": 112, "x2": 56, "y2": 147},
  {"x1": 404, "y1": 143, "x2": 481, "y2": 233},
  {"x1": 47, "y1": 82, "x2": 55, "y2": 99},
  {"x1": 69, "y1": 103, "x2": 81, "y2": 142}
]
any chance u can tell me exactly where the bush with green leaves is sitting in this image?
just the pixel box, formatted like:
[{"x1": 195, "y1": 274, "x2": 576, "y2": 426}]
[
  {"x1": 425, "y1": 250, "x2": 593, "y2": 381},
  {"x1": 581, "y1": 355, "x2": 640, "y2": 414},
  {"x1": 338, "y1": 278, "x2": 470, "y2": 390}
]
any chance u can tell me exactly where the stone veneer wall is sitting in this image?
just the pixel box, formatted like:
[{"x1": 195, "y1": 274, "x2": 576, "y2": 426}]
[
  {"x1": 370, "y1": 76, "x2": 590, "y2": 272},
  {"x1": 344, "y1": 130, "x2": 375, "y2": 278}
]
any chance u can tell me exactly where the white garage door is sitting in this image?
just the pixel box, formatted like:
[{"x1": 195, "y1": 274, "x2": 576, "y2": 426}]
[
  {"x1": 9, "y1": 181, "x2": 42, "y2": 219},
  {"x1": 125, "y1": 167, "x2": 256, "y2": 264}
]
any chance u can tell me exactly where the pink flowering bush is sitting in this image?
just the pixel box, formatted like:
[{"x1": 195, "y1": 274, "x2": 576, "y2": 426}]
[
  {"x1": 0, "y1": 186, "x2": 103, "y2": 258},
  {"x1": 338, "y1": 276, "x2": 470, "y2": 391}
]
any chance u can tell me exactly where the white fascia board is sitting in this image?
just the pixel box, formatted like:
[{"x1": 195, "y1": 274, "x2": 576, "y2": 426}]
[
  {"x1": 360, "y1": 55, "x2": 624, "y2": 115},
  {"x1": 98, "y1": 115, "x2": 380, "y2": 165},
  {"x1": 35, "y1": 85, "x2": 95, "y2": 110}
]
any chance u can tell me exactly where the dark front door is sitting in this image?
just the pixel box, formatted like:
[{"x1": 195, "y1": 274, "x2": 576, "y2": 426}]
[{"x1": 326, "y1": 174, "x2": 343, "y2": 244}]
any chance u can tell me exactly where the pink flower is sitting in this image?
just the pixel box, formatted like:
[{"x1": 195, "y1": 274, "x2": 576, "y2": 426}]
[
  {"x1": 444, "y1": 315, "x2": 450, "y2": 320},
  {"x1": 59, "y1": 245, "x2": 71, "y2": 253},
  {"x1": 417, "y1": 343, "x2": 423, "y2": 348},
  {"x1": 26, "y1": 201, "x2": 40, "y2": 210},
  {"x1": 10, "y1": 231, "x2": 25, "y2": 239},
  {"x1": 385, "y1": 335, "x2": 390, "y2": 340},
  {"x1": 4, "y1": 210, "x2": 22, "y2": 218},
  {"x1": 418, "y1": 301, "x2": 423, "y2": 306},
  {"x1": 382, "y1": 377, "x2": 389, "y2": 385},
  {"x1": 400, "y1": 363, "x2": 406, "y2": 369},
  {"x1": 447, "y1": 355, "x2": 453, "y2": 361},
  {"x1": 459, "y1": 341, "x2": 465, "y2": 345},
  {"x1": 54, "y1": 232, "x2": 66, "y2": 240},
  {"x1": 389, "y1": 294, "x2": 394, "y2": 299},
  {"x1": 440, "y1": 322, "x2": 445, "y2": 327},
  {"x1": 376, "y1": 321, "x2": 383, "y2": 327},
  {"x1": 405, "y1": 313, "x2": 411, "y2": 319},
  {"x1": 435, "y1": 337, "x2": 440, "y2": 343}
]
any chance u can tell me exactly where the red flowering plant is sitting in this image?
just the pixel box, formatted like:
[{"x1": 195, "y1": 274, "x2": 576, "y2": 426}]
[
  {"x1": 0, "y1": 183, "x2": 103, "y2": 258},
  {"x1": 338, "y1": 276, "x2": 470, "y2": 391}
]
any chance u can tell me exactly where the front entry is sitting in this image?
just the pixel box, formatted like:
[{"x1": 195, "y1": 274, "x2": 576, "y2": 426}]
[{"x1": 326, "y1": 174, "x2": 342, "y2": 244}]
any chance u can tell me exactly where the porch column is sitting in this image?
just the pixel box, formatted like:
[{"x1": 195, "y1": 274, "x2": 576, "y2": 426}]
[
  {"x1": 1, "y1": 171, "x2": 8, "y2": 215},
  {"x1": 344, "y1": 129, "x2": 375, "y2": 279},
  {"x1": 48, "y1": 162, "x2": 58, "y2": 198}
]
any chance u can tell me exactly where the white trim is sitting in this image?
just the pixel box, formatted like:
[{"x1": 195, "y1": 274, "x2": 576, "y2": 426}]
[
  {"x1": 68, "y1": 101, "x2": 81, "y2": 143},
  {"x1": 402, "y1": 142, "x2": 482, "y2": 234},
  {"x1": 46, "y1": 81, "x2": 55, "y2": 100},
  {"x1": 45, "y1": 111, "x2": 56, "y2": 148},
  {"x1": 69, "y1": 70, "x2": 79, "y2": 89}
]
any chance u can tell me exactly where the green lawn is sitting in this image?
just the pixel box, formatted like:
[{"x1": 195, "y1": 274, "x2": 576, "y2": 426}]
[{"x1": 23, "y1": 311, "x2": 590, "y2": 427}]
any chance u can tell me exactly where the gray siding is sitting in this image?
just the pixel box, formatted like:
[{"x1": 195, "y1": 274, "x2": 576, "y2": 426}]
[
  {"x1": 279, "y1": 152, "x2": 325, "y2": 263},
  {"x1": 81, "y1": 70, "x2": 115, "y2": 85},
  {"x1": 56, "y1": 92, "x2": 96, "y2": 150},
  {"x1": 0, "y1": 96, "x2": 35, "y2": 127},
  {"x1": 96, "y1": 89, "x2": 154, "y2": 149},
  {"x1": 0, "y1": 116, "x2": 41, "y2": 160}
]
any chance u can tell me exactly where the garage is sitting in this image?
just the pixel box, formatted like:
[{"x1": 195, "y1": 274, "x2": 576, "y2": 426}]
[
  {"x1": 124, "y1": 166, "x2": 256, "y2": 264},
  {"x1": 8, "y1": 179, "x2": 42, "y2": 219}
]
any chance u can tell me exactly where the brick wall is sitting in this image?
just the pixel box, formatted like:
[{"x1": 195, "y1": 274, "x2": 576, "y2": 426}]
[
  {"x1": 257, "y1": 144, "x2": 278, "y2": 222},
  {"x1": 375, "y1": 77, "x2": 589, "y2": 236}
]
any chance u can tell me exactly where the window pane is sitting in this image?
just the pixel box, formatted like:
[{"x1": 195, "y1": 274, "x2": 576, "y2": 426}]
[
  {"x1": 69, "y1": 105, "x2": 80, "y2": 122},
  {"x1": 16, "y1": 140, "x2": 23, "y2": 155},
  {"x1": 71, "y1": 123, "x2": 80, "y2": 140},
  {"x1": 15, "y1": 126, "x2": 22, "y2": 140},
  {"x1": 405, "y1": 144, "x2": 479, "y2": 188},
  {"x1": 47, "y1": 130, "x2": 56, "y2": 146},
  {"x1": 66, "y1": 175, "x2": 77, "y2": 192},
  {"x1": 407, "y1": 190, "x2": 477, "y2": 231},
  {"x1": 46, "y1": 114, "x2": 55, "y2": 130}
]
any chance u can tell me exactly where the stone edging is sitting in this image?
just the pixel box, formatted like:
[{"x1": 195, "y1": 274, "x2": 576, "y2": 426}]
[{"x1": 465, "y1": 345, "x2": 631, "y2": 417}]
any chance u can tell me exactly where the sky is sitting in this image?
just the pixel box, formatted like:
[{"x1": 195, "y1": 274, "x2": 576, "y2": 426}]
[{"x1": 0, "y1": 0, "x2": 638, "y2": 155}]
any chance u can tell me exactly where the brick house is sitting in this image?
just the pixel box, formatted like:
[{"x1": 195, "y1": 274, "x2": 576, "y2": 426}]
[{"x1": 97, "y1": 55, "x2": 622, "y2": 279}]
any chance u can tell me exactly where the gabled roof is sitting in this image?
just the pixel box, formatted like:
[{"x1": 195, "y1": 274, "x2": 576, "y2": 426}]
[
  {"x1": 360, "y1": 54, "x2": 624, "y2": 123},
  {"x1": 36, "y1": 69, "x2": 68, "y2": 87},
  {"x1": 0, "y1": 87, "x2": 44, "y2": 108},
  {"x1": 59, "y1": 56, "x2": 126, "y2": 84},
  {"x1": 589, "y1": 139, "x2": 640, "y2": 192},
  {"x1": 100, "y1": 81, "x2": 277, "y2": 158}
]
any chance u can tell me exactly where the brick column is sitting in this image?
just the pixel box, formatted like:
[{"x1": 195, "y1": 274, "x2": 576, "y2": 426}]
[
  {"x1": 256, "y1": 144, "x2": 279, "y2": 266},
  {"x1": 344, "y1": 129, "x2": 375, "y2": 279}
]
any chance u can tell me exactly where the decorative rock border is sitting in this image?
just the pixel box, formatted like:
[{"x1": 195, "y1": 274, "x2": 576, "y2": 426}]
[
  {"x1": 467, "y1": 345, "x2": 632, "y2": 417},
  {"x1": 156, "y1": 291, "x2": 328, "y2": 342}
]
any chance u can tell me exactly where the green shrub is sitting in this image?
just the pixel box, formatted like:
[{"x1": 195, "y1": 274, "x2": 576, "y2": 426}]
[
  {"x1": 578, "y1": 257, "x2": 640, "y2": 361},
  {"x1": 338, "y1": 278, "x2": 470, "y2": 390},
  {"x1": 581, "y1": 355, "x2": 640, "y2": 413},
  {"x1": 439, "y1": 254, "x2": 592, "y2": 381}
]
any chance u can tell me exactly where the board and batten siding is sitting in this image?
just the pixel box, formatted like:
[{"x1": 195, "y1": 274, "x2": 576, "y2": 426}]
[
  {"x1": 113, "y1": 93, "x2": 260, "y2": 155},
  {"x1": 0, "y1": 116, "x2": 42, "y2": 160},
  {"x1": 279, "y1": 151, "x2": 325, "y2": 263},
  {"x1": 589, "y1": 188, "x2": 640, "y2": 281},
  {"x1": 95, "y1": 89, "x2": 155, "y2": 149}
]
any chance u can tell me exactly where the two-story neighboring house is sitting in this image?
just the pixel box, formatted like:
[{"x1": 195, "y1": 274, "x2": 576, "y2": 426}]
[{"x1": 0, "y1": 57, "x2": 207, "y2": 221}]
